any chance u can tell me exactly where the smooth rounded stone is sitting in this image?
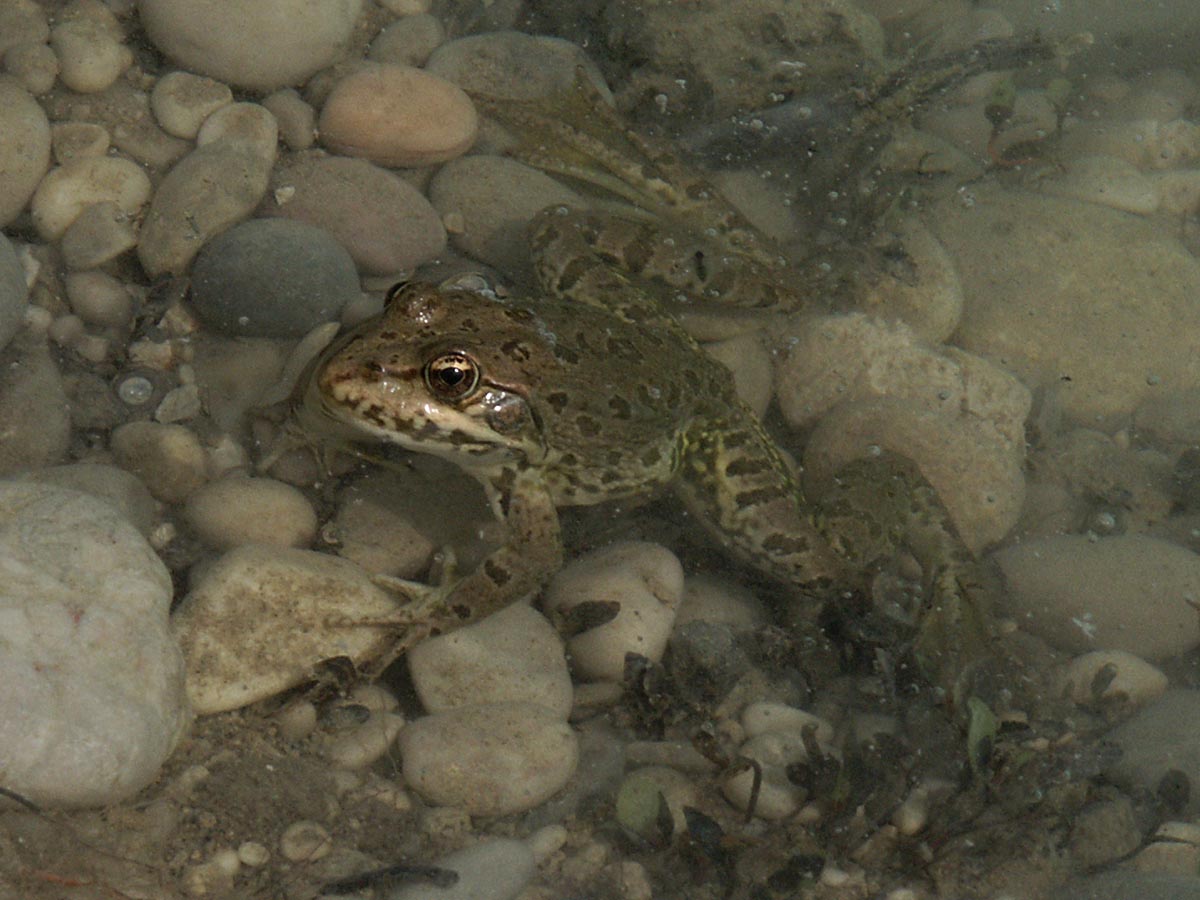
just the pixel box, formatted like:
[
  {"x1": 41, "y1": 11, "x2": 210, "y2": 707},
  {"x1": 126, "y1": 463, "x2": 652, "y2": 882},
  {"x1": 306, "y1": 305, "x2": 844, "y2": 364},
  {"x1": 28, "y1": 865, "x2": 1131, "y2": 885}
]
[
  {"x1": 64, "y1": 269, "x2": 133, "y2": 328},
  {"x1": 182, "y1": 475, "x2": 317, "y2": 550},
  {"x1": 0, "y1": 77, "x2": 51, "y2": 227},
  {"x1": 60, "y1": 200, "x2": 138, "y2": 269},
  {"x1": 426, "y1": 30, "x2": 610, "y2": 102},
  {"x1": 723, "y1": 731, "x2": 809, "y2": 820},
  {"x1": 1134, "y1": 387, "x2": 1200, "y2": 446},
  {"x1": 5, "y1": 40, "x2": 60, "y2": 95},
  {"x1": 265, "y1": 154, "x2": 446, "y2": 275},
  {"x1": 702, "y1": 332, "x2": 772, "y2": 419},
  {"x1": 616, "y1": 766, "x2": 701, "y2": 839},
  {"x1": 30, "y1": 155, "x2": 151, "y2": 241},
  {"x1": 675, "y1": 574, "x2": 769, "y2": 629},
  {"x1": 14, "y1": 462, "x2": 157, "y2": 536},
  {"x1": 278, "y1": 820, "x2": 332, "y2": 862},
  {"x1": 189, "y1": 218, "x2": 359, "y2": 338},
  {"x1": 1136, "y1": 822, "x2": 1200, "y2": 874},
  {"x1": 189, "y1": 336, "x2": 287, "y2": 432},
  {"x1": 319, "y1": 63, "x2": 479, "y2": 168},
  {"x1": 1040, "y1": 154, "x2": 1161, "y2": 215},
  {"x1": 322, "y1": 710, "x2": 405, "y2": 769},
  {"x1": 368, "y1": 13, "x2": 445, "y2": 67},
  {"x1": 0, "y1": 482, "x2": 189, "y2": 806},
  {"x1": 138, "y1": 0, "x2": 362, "y2": 91},
  {"x1": 544, "y1": 541, "x2": 685, "y2": 683},
  {"x1": 1056, "y1": 650, "x2": 1168, "y2": 708},
  {"x1": 0, "y1": 333, "x2": 70, "y2": 476},
  {"x1": 855, "y1": 216, "x2": 964, "y2": 343},
  {"x1": 428, "y1": 156, "x2": 584, "y2": 274},
  {"x1": 408, "y1": 601, "x2": 572, "y2": 718},
  {"x1": 929, "y1": 181, "x2": 1200, "y2": 428},
  {"x1": 150, "y1": 70, "x2": 233, "y2": 139},
  {"x1": 742, "y1": 702, "x2": 836, "y2": 745},
  {"x1": 776, "y1": 313, "x2": 1030, "y2": 453},
  {"x1": 1151, "y1": 168, "x2": 1200, "y2": 217},
  {"x1": 0, "y1": 234, "x2": 28, "y2": 351},
  {"x1": 803, "y1": 398, "x2": 1027, "y2": 554},
  {"x1": 388, "y1": 838, "x2": 536, "y2": 900},
  {"x1": 137, "y1": 141, "x2": 272, "y2": 277},
  {"x1": 51, "y1": 121, "x2": 110, "y2": 163},
  {"x1": 399, "y1": 702, "x2": 579, "y2": 816},
  {"x1": 110, "y1": 421, "x2": 207, "y2": 503},
  {"x1": 50, "y1": 16, "x2": 132, "y2": 94},
  {"x1": 195, "y1": 102, "x2": 279, "y2": 163},
  {"x1": 1107, "y1": 690, "x2": 1200, "y2": 814},
  {"x1": 1061, "y1": 872, "x2": 1200, "y2": 900},
  {"x1": 994, "y1": 535, "x2": 1200, "y2": 659},
  {"x1": 0, "y1": 0, "x2": 48, "y2": 56},
  {"x1": 172, "y1": 544, "x2": 404, "y2": 714},
  {"x1": 329, "y1": 471, "x2": 436, "y2": 579},
  {"x1": 260, "y1": 88, "x2": 316, "y2": 150}
]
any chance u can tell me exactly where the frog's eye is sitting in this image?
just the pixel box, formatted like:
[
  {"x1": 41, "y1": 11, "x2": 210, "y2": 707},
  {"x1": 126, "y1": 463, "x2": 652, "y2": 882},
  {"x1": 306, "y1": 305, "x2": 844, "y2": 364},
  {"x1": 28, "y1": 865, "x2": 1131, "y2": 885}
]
[{"x1": 424, "y1": 351, "x2": 479, "y2": 399}]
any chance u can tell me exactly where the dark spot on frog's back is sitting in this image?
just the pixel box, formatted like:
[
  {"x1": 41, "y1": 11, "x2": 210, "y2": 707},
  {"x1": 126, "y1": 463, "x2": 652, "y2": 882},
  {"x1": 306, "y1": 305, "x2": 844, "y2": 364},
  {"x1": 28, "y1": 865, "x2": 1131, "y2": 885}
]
[
  {"x1": 546, "y1": 391, "x2": 570, "y2": 412},
  {"x1": 606, "y1": 336, "x2": 642, "y2": 360},
  {"x1": 575, "y1": 414, "x2": 601, "y2": 437},
  {"x1": 725, "y1": 457, "x2": 771, "y2": 477},
  {"x1": 501, "y1": 339, "x2": 532, "y2": 362},
  {"x1": 608, "y1": 395, "x2": 632, "y2": 419}
]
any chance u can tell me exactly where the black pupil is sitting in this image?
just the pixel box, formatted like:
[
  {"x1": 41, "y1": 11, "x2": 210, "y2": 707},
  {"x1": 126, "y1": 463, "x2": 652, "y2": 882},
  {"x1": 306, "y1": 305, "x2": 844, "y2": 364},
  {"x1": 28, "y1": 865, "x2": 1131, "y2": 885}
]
[{"x1": 438, "y1": 366, "x2": 465, "y2": 386}]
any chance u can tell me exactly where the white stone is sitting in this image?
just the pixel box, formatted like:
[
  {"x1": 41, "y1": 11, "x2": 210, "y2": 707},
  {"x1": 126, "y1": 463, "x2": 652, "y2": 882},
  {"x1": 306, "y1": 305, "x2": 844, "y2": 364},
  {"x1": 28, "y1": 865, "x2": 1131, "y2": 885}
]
[
  {"x1": 408, "y1": 601, "x2": 572, "y2": 718},
  {"x1": 110, "y1": 421, "x2": 207, "y2": 503},
  {"x1": 399, "y1": 702, "x2": 578, "y2": 816},
  {"x1": 995, "y1": 535, "x2": 1200, "y2": 659},
  {"x1": 278, "y1": 820, "x2": 332, "y2": 862},
  {"x1": 741, "y1": 702, "x2": 836, "y2": 745},
  {"x1": 1056, "y1": 649, "x2": 1169, "y2": 707},
  {"x1": 0, "y1": 482, "x2": 189, "y2": 806},
  {"x1": 29, "y1": 154, "x2": 150, "y2": 241},
  {"x1": 675, "y1": 574, "x2": 769, "y2": 629},
  {"x1": 138, "y1": 0, "x2": 362, "y2": 91},
  {"x1": 196, "y1": 101, "x2": 279, "y2": 164},
  {"x1": 389, "y1": 838, "x2": 535, "y2": 900},
  {"x1": 50, "y1": 20, "x2": 131, "y2": 93},
  {"x1": 172, "y1": 545, "x2": 404, "y2": 714},
  {"x1": 322, "y1": 711, "x2": 405, "y2": 769},
  {"x1": 544, "y1": 541, "x2": 684, "y2": 682},
  {"x1": 182, "y1": 475, "x2": 317, "y2": 550}
]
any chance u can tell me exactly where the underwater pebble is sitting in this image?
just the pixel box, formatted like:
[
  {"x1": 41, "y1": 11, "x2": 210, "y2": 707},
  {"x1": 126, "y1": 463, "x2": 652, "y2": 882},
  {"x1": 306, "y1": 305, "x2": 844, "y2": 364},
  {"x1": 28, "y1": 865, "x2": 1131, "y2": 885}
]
[
  {"x1": 389, "y1": 838, "x2": 536, "y2": 900},
  {"x1": 265, "y1": 154, "x2": 446, "y2": 275},
  {"x1": 368, "y1": 13, "x2": 445, "y2": 67},
  {"x1": 139, "y1": 0, "x2": 362, "y2": 91},
  {"x1": 0, "y1": 333, "x2": 71, "y2": 475},
  {"x1": 1109, "y1": 690, "x2": 1200, "y2": 815},
  {"x1": 189, "y1": 218, "x2": 359, "y2": 337},
  {"x1": 996, "y1": 534, "x2": 1200, "y2": 659},
  {"x1": 149, "y1": 70, "x2": 233, "y2": 139},
  {"x1": 0, "y1": 1, "x2": 49, "y2": 56},
  {"x1": 1135, "y1": 822, "x2": 1200, "y2": 875},
  {"x1": 30, "y1": 154, "x2": 152, "y2": 240},
  {"x1": 5, "y1": 41, "x2": 60, "y2": 95},
  {"x1": 322, "y1": 711, "x2": 405, "y2": 769},
  {"x1": 330, "y1": 472, "x2": 436, "y2": 579},
  {"x1": 110, "y1": 421, "x2": 207, "y2": 503},
  {"x1": 14, "y1": 462, "x2": 158, "y2": 536},
  {"x1": 172, "y1": 545, "x2": 403, "y2": 714},
  {"x1": 408, "y1": 601, "x2": 572, "y2": 717},
  {"x1": 1041, "y1": 154, "x2": 1161, "y2": 215},
  {"x1": 278, "y1": 820, "x2": 332, "y2": 862},
  {"x1": 0, "y1": 482, "x2": 189, "y2": 806},
  {"x1": 137, "y1": 141, "x2": 272, "y2": 277},
  {"x1": 741, "y1": 702, "x2": 836, "y2": 744},
  {"x1": 399, "y1": 702, "x2": 579, "y2": 816},
  {"x1": 0, "y1": 78, "x2": 52, "y2": 227},
  {"x1": 64, "y1": 269, "x2": 133, "y2": 328},
  {"x1": 426, "y1": 30, "x2": 610, "y2": 101},
  {"x1": 544, "y1": 541, "x2": 684, "y2": 683},
  {"x1": 51, "y1": 121, "x2": 110, "y2": 163},
  {"x1": 1057, "y1": 650, "x2": 1169, "y2": 708},
  {"x1": 428, "y1": 155, "x2": 584, "y2": 274},
  {"x1": 49, "y1": 1, "x2": 132, "y2": 94},
  {"x1": 702, "y1": 332, "x2": 773, "y2": 419},
  {"x1": 616, "y1": 766, "x2": 701, "y2": 840},
  {"x1": 319, "y1": 63, "x2": 478, "y2": 167},
  {"x1": 195, "y1": 101, "x2": 278, "y2": 163},
  {"x1": 60, "y1": 200, "x2": 137, "y2": 269},
  {"x1": 260, "y1": 88, "x2": 316, "y2": 150},
  {"x1": 237, "y1": 841, "x2": 270, "y2": 867},
  {"x1": 182, "y1": 475, "x2": 317, "y2": 550},
  {"x1": 0, "y1": 234, "x2": 29, "y2": 351},
  {"x1": 675, "y1": 574, "x2": 769, "y2": 629}
]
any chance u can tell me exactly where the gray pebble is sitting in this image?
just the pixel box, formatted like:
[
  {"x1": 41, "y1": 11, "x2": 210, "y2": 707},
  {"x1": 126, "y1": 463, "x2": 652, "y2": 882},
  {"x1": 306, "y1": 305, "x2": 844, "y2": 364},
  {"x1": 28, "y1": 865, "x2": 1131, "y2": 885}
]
[
  {"x1": 190, "y1": 218, "x2": 359, "y2": 337},
  {"x1": 0, "y1": 234, "x2": 28, "y2": 351}
]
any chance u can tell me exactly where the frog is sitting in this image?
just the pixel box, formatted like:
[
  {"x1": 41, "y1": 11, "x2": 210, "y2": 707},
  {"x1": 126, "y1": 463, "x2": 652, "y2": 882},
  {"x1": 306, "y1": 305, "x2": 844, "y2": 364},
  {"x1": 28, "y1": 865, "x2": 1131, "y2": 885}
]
[{"x1": 295, "y1": 78, "x2": 990, "y2": 694}]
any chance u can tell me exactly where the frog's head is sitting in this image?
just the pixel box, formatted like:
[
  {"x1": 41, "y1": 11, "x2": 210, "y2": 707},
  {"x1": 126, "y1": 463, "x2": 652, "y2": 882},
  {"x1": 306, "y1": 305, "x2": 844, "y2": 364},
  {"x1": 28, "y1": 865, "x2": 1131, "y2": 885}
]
[{"x1": 309, "y1": 282, "x2": 549, "y2": 469}]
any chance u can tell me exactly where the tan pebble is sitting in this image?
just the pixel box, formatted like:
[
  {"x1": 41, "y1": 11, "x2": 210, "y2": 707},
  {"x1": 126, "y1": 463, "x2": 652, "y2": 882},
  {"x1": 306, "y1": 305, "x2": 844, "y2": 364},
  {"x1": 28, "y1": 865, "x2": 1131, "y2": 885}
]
[
  {"x1": 1057, "y1": 649, "x2": 1168, "y2": 707},
  {"x1": 323, "y1": 711, "x2": 405, "y2": 769},
  {"x1": 182, "y1": 475, "x2": 317, "y2": 550},
  {"x1": 110, "y1": 421, "x2": 208, "y2": 503},
  {"x1": 150, "y1": 71, "x2": 233, "y2": 139},
  {"x1": 0, "y1": 79, "x2": 50, "y2": 227},
  {"x1": 60, "y1": 200, "x2": 137, "y2": 269},
  {"x1": 74, "y1": 332, "x2": 110, "y2": 363},
  {"x1": 236, "y1": 841, "x2": 269, "y2": 867},
  {"x1": 196, "y1": 101, "x2": 278, "y2": 162},
  {"x1": 64, "y1": 269, "x2": 132, "y2": 328},
  {"x1": 30, "y1": 155, "x2": 151, "y2": 240},
  {"x1": 51, "y1": 25, "x2": 131, "y2": 93},
  {"x1": 368, "y1": 14, "x2": 445, "y2": 67},
  {"x1": 275, "y1": 699, "x2": 318, "y2": 741},
  {"x1": 51, "y1": 121, "x2": 110, "y2": 164},
  {"x1": 4, "y1": 42, "x2": 59, "y2": 95},
  {"x1": 741, "y1": 701, "x2": 835, "y2": 744},
  {"x1": 261, "y1": 88, "x2": 316, "y2": 150},
  {"x1": 703, "y1": 331, "x2": 773, "y2": 418},
  {"x1": 278, "y1": 820, "x2": 332, "y2": 862},
  {"x1": 319, "y1": 63, "x2": 478, "y2": 167},
  {"x1": 347, "y1": 683, "x2": 399, "y2": 713}
]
